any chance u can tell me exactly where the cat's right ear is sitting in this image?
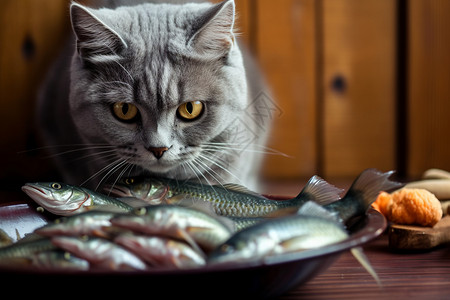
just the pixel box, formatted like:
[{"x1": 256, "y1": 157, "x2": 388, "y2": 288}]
[{"x1": 70, "y1": 3, "x2": 127, "y2": 62}]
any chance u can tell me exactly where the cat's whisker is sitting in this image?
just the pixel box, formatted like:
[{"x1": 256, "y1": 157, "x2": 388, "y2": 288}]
[
  {"x1": 192, "y1": 157, "x2": 224, "y2": 190},
  {"x1": 80, "y1": 157, "x2": 123, "y2": 187},
  {"x1": 197, "y1": 152, "x2": 244, "y2": 186},
  {"x1": 64, "y1": 149, "x2": 119, "y2": 164},
  {"x1": 203, "y1": 142, "x2": 291, "y2": 157},
  {"x1": 106, "y1": 161, "x2": 134, "y2": 196},
  {"x1": 183, "y1": 160, "x2": 203, "y2": 185},
  {"x1": 190, "y1": 158, "x2": 218, "y2": 193},
  {"x1": 18, "y1": 143, "x2": 115, "y2": 155},
  {"x1": 95, "y1": 159, "x2": 130, "y2": 191}
]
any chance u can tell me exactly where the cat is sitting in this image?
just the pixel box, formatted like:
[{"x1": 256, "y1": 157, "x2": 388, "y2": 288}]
[{"x1": 37, "y1": 0, "x2": 272, "y2": 192}]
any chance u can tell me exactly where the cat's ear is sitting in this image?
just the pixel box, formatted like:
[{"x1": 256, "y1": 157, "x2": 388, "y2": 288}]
[
  {"x1": 188, "y1": 0, "x2": 236, "y2": 59},
  {"x1": 70, "y1": 3, "x2": 127, "y2": 62}
]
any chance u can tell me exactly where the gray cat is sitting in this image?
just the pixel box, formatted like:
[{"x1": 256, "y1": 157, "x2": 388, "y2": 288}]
[{"x1": 37, "y1": 0, "x2": 271, "y2": 191}]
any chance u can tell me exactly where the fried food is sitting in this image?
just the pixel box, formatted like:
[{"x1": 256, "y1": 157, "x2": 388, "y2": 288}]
[{"x1": 373, "y1": 188, "x2": 442, "y2": 227}]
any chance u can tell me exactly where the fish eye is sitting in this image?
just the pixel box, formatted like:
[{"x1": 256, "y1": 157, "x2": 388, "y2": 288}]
[
  {"x1": 63, "y1": 252, "x2": 72, "y2": 261},
  {"x1": 134, "y1": 207, "x2": 147, "y2": 216},
  {"x1": 125, "y1": 178, "x2": 135, "y2": 185},
  {"x1": 51, "y1": 183, "x2": 62, "y2": 189},
  {"x1": 220, "y1": 244, "x2": 234, "y2": 254}
]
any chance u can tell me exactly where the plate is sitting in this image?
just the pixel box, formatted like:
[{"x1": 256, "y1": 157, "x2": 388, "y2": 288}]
[{"x1": 0, "y1": 200, "x2": 386, "y2": 298}]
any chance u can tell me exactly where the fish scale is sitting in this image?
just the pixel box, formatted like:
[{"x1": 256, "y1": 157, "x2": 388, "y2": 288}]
[{"x1": 111, "y1": 175, "x2": 344, "y2": 218}]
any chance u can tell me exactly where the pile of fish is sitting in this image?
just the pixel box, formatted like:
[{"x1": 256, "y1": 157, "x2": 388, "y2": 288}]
[{"x1": 0, "y1": 169, "x2": 402, "y2": 278}]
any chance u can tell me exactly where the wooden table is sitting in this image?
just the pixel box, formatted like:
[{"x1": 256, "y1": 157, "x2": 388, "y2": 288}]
[{"x1": 280, "y1": 234, "x2": 450, "y2": 299}]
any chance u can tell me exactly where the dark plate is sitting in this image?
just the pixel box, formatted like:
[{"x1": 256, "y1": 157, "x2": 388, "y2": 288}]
[{"x1": 0, "y1": 201, "x2": 386, "y2": 298}]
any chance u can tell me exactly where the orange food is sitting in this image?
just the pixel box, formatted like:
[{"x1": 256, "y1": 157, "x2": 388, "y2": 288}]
[{"x1": 372, "y1": 188, "x2": 442, "y2": 227}]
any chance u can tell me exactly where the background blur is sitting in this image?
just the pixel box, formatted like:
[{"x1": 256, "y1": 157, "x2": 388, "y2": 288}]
[{"x1": 0, "y1": 0, "x2": 449, "y2": 192}]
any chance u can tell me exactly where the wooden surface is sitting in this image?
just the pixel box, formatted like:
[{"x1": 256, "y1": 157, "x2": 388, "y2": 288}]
[
  {"x1": 389, "y1": 216, "x2": 450, "y2": 250},
  {"x1": 321, "y1": 0, "x2": 397, "y2": 177},
  {"x1": 256, "y1": 0, "x2": 318, "y2": 178},
  {"x1": 280, "y1": 234, "x2": 450, "y2": 299},
  {"x1": 407, "y1": 0, "x2": 450, "y2": 177}
]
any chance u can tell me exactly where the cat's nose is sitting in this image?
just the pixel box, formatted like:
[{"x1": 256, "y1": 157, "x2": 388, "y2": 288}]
[{"x1": 148, "y1": 147, "x2": 169, "y2": 159}]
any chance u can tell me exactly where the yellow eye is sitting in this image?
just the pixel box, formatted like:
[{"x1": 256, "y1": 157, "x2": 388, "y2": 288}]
[
  {"x1": 113, "y1": 102, "x2": 139, "y2": 122},
  {"x1": 51, "y1": 183, "x2": 62, "y2": 189},
  {"x1": 177, "y1": 101, "x2": 203, "y2": 120}
]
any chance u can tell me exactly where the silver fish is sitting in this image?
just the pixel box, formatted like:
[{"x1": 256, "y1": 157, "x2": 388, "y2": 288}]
[
  {"x1": 31, "y1": 250, "x2": 90, "y2": 271},
  {"x1": 109, "y1": 175, "x2": 344, "y2": 218},
  {"x1": 209, "y1": 169, "x2": 401, "y2": 264},
  {"x1": 34, "y1": 210, "x2": 116, "y2": 238},
  {"x1": 51, "y1": 236, "x2": 148, "y2": 271},
  {"x1": 110, "y1": 205, "x2": 233, "y2": 253},
  {"x1": 22, "y1": 182, "x2": 134, "y2": 216},
  {"x1": 323, "y1": 169, "x2": 403, "y2": 223},
  {"x1": 114, "y1": 234, "x2": 206, "y2": 269},
  {"x1": 0, "y1": 237, "x2": 56, "y2": 268},
  {"x1": 208, "y1": 214, "x2": 350, "y2": 264}
]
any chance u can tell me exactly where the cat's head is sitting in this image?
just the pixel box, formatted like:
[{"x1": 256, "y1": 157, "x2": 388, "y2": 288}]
[{"x1": 68, "y1": 0, "x2": 249, "y2": 180}]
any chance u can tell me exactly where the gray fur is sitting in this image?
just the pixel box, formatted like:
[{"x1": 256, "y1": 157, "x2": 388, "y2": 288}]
[{"x1": 37, "y1": 0, "x2": 270, "y2": 191}]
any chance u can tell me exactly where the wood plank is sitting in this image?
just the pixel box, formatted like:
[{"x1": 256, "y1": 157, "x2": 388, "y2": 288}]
[
  {"x1": 0, "y1": 0, "x2": 71, "y2": 183},
  {"x1": 322, "y1": 0, "x2": 397, "y2": 177},
  {"x1": 407, "y1": 0, "x2": 450, "y2": 178},
  {"x1": 256, "y1": 0, "x2": 318, "y2": 179}
]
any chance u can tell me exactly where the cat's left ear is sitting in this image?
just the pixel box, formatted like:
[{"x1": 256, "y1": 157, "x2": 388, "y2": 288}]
[
  {"x1": 188, "y1": 0, "x2": 236, "y2": 59},
  {"x1": 70, "y1": 3, "x2": 127, "y2": 62}
]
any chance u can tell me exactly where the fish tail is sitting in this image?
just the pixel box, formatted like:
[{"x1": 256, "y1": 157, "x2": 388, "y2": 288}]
[
  {"x1": 295, "y1": 175, "x2": 344, "y2": 205},
  {"x1": 350, "y1": 247, "x2": 382, "y2": 286},
  {"x1": 347, "y1": 169, "x2": 403, "y2": 212}
]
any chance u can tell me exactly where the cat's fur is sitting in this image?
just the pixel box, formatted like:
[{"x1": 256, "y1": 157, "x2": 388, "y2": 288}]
[{"x1": 37, "y1": 0, "x2": 271, "y2": 191}]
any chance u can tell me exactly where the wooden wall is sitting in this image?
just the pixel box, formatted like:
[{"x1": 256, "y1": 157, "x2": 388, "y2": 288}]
[{"x1": 0, "y1": 0, "x2": 449, "y2": 187}]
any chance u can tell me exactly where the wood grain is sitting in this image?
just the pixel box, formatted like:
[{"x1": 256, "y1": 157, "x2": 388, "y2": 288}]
[
  {"x1": 389, "y1": 216, "x2": 450, "y2": 250},
  {"x1": 0, "y1": 0, "x2": 71, "y2": 183},
  {"x1": 321, "y1": 0, "x2": 397, "y2": 177},
  {"x1": 256, "y1": 0, "x2": 318, "y2": 179},
  {"x1": 280, "y1": 234, "x2": 450, "y2": 299},
  {"x1": 407, "y1": 0, "x2": 450, "y2": 178}
]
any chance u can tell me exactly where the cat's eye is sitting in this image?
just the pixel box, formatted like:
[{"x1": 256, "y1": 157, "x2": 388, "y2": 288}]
[
  {"x1": 112, "y1": 102, "x2": 139, "y2": 122},
  {"x1": 177, "y1": 101, "x2": 204, "y2": 121}
]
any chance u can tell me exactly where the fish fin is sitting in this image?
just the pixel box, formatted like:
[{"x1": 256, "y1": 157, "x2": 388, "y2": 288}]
[
  {"x1": 296, "y1": 175, "x2": 344, "y2": 205},
  {"x1": 350, "y1": 247, "x2": 382, "y2": 286},
  {"x1": 346, "y1": 169, "x2": 404, "y2": 212},
  {"x1": 297, "y1": 201, "x2": 341, "y2": 224},
  {"x1": 176, "y1": 228, "x2": 206, "y2": 258},
  {"x1": 116, "y1": 197, "x2": 150, "y2": 208},
  {"x1": 222, "y1": 184, "x2": 268, "y2": 198}
]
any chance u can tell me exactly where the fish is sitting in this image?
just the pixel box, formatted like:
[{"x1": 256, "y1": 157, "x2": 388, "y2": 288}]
[
  {"x1": 21, "y1": 182, "x2": 135, "y2": 216},
  {"x1": 208, "y1": 212, "x2": 350, "y2": 265},
  {"x1": 30, "y1": 250, "x2": 90, "y2": 271},
  {"x1": 0, "y1": 236, "x2": 56, "y2": 268},
  {"x1": 209, "y1": 203, "x2": 381, "y2": 284},
  {"x1": 208, "y1": 169, "x2": 401, "y2": 284},
  {"x1": 108, "y1": 175, "x2": 344, "y2": 218},
  {"x1": 110, "y1": 205, "x2": 234, "y2": 253},
  {"x1": 34, "y1": 210, "x2": 116, "y2": 238},
  {"x1": 106, "y1": 177, "x2": 169, "y2": 205},
  {"x1": 114, "y1": 234, "x2": 206, "y2": 269},
  {"x1": 51, "y1": 236, "x2": 148, "y2": 271},
  {"x1": 323, "y1": 169, "x2": 403, "y2": 223}
]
